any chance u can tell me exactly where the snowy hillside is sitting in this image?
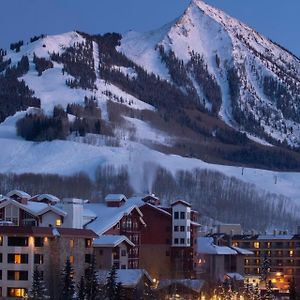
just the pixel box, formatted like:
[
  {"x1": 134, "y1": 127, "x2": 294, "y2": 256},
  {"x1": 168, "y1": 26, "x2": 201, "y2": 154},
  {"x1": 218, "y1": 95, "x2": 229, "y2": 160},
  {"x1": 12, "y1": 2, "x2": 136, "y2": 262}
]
[
  {"x1": 120, "y1": 0, "x2": 300, "y2": 147},
  {"x1": 1, "y1": 0, "x2": 300, "y2": 228}
]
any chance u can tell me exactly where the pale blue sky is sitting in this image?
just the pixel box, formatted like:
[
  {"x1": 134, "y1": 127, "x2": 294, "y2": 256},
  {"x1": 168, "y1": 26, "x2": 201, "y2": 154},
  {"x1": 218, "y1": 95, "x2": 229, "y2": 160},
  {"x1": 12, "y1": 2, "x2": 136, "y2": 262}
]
[{"x1": 1, "y1": 0, "x2": 299, "y2": 56}]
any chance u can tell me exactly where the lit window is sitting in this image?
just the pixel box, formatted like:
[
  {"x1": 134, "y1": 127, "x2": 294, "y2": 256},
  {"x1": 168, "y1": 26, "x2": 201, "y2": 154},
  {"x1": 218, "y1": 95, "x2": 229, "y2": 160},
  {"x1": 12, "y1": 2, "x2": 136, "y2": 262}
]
[
  {"x1": 232, "y1": 242, "x2": 239, "y2": 247},
  {"x1": 7, "y1": 288, "x2": 27, "y2": 297},
  {"x1": 85, "y1": 239, "x2": 92, "y2": 248},
  {"x1": 254, "y1": 242, "x2": 260, "y2": 249},
  {"x1": 14, "y1": 254, "x2": 21, "y2": 264},
  {"x1": 289, "y1": 250, "x2": 294, "y2": 257},
  {"x1": 56, "y1": 219, "x2": 61, "y2": 227},
  {"x1": 0, "y1": 236, "x2": 3, "y2": 246},
  {"x1": 70, "y1": 239, "x2": 74, "y2": 248},
  {"x1": 267, "y1": 242, "x2": 271, "y2": 248},
  {"x1": 69, "y1": 256, "x2": 74, "y2": 264}
]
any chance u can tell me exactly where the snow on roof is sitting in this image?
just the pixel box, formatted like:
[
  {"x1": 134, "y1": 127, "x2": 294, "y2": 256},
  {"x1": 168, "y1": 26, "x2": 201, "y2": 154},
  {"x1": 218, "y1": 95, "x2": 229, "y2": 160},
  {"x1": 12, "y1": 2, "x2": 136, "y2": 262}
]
[
  {"x1": 6, "y1": 190, "x2": 31, "y2": 199},
  {"x1": 197, "y1": 237, "x2": 237, "y2": 255},
  {"x1": 0, "y1": 199, "x2": 66, "y2": 217},
  {"x1": 171, "y1": 199, "x2": 191, "y2": 207},
  {"x1": 37, "y1": 194, "x2": 60, "y2": 202},
  {"x1": 127, "y1": 196, "x2": 171, "y2": 217},
  {"x1": 225, "y1": 273, "x2": 244, "y2": 281},
  {"x1": 93, "y1": 235, "x2": 134, "y2": 247},
  {"x1": 257, "y1": 234, "x2": 294, "y2": 240},
  {"x1": 97, "y1": 269, "x2": 152, "y2": 288},
  {"x1": 158, "y1": 279, "x2": 205, "y2": 293},
  {"x1": 231, "y1": 246, "x2": 253, "y2": 255},
  {"x1": 84, "y1": 202, "x2": 144, "y2": 235},
  {"x1": 105, "y1": 194, "x2": 127, "y2": 202}
]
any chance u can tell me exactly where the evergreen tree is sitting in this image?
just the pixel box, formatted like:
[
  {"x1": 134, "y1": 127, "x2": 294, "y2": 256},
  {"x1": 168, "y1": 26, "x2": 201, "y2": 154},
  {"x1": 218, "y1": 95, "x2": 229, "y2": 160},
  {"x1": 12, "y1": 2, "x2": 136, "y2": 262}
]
[
  {"x1": 60, "y1": 259, "x2": 76, "y2": 300},
  {"x1": 290, "y1": 277, "x2": 299, "y2": 300},
  {"x1": 264, "y1": 280, "x2": 274, "y2": 300},
  {"x1": 28, "y1": 266, "x2": 50, "y2": 300},
  {"x1": 85, "y1": 255, "x2": 100, "y2": 300},
  {"x1": 261, "y1": 253, "x2": 270, "y2": 283},
  {"x1": 104, "y1": 265, "x2": 119, "y2": 300},
  {"x1": 77, "y1": 276, "x2": 86, "y2": 300}
]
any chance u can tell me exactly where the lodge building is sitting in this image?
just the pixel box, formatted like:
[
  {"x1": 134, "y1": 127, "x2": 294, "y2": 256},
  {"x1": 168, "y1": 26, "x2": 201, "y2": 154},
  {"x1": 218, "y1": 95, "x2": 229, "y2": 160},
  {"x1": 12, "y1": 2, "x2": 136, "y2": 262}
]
[{"x1": 0, "y1": 190, "x2": 203, "y2": 299}]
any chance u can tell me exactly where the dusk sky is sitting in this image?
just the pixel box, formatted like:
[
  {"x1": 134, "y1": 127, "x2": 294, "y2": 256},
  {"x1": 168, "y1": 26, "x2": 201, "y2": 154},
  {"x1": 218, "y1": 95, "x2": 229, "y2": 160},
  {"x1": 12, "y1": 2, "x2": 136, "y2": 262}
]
[{"x1": 1, "y1": 0, "x2": 300, "y2": 56}]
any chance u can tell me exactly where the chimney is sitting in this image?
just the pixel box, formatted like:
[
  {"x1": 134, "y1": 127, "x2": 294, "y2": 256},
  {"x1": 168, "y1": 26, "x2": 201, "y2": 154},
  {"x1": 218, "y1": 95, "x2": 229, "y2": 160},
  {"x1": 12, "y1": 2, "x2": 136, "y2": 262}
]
[{"x1": 62, "y1": 198, "x2": 84, "y2": 229}]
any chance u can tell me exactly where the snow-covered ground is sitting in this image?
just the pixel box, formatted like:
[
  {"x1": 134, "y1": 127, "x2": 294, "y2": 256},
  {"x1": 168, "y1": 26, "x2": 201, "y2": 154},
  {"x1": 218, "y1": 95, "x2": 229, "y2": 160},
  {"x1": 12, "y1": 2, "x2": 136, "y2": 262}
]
[{"x1": 1, "y1": 111, "x2": 300, "y2": 203}]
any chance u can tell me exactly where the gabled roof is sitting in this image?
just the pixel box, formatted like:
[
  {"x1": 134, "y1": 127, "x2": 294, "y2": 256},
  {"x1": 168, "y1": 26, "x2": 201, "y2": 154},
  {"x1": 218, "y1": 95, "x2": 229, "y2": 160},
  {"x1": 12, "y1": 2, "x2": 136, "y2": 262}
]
[
  {"x1": 97, "y1": 269, "x2": 152, "y2": 288},
  {"x1": 6, "y1": 190, "x2": 31, "y2": 199},
  {"x1": 170, "y1": 200, "x2": 191, "y2": 207},
  {"x1": 84, "y1": 202, "x2": 145, "y2": 236},
  {"x1": 105, "y1": 194, "x2": 127, "y2": 202},
  {"x1": 127, "y1": 196, "x2": 171, "y2": 217},
  {"x1": 36, "y1": 194, "x2": 60, "y2": 203},
  {"x1": 93, "y1": 235, "x2": 134, "y2": 247},
  {"x1": 197, "y1": 237, "x2": 237, "y2": 255},
  {"x1": 0, "y1": 199, "x2": 66, "y2": 217}
]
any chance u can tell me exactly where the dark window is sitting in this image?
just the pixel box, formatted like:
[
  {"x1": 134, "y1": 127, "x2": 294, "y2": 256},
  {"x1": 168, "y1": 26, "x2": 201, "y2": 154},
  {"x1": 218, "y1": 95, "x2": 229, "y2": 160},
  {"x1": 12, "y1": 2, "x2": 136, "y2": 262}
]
[
  {"x1": 85, "y1": 239, "x2": 92, "y2": 248},
  {"x1": 0, "y1": 270, "x2": 2, "y2": 280},
  {"x1": 7, "y1": 270, "x2": 28, "y2": 281},
  {"x1": 34, "y1": 237, "x2": 44, "y2": 247},
  {"x1": 180, "y1": 238, "x2": 185, "y2": 244},
  {"x1": 85, "y1": 254, "x2": 92, "y2": 264},
  {"x1": 7, "y1": 237, "x2": 28, "y2": 247},
  {"x1": 180, "y1": 226, "x2": 185, "y2": 232},
  {"x1": 174, "y1": 226, "x2": 179, "y2": 232},
  {"x1": 180, "y1": 212, "x2": 185, "y2": 219},
  {"x1": 7, "y1": 254, "x2": 28, "y2": 264},
  {"x1": 0, "y1": 253, "x2": 2, "y2": 263},
  {"x1": 34, "y1": 254, "x2": 44, "y2": 264},
  {"x1": 174, "y1": 212, "x2": 179, "y2": 219},
  {"x1": 174, "y1": 238, "x2": 179, "y2": 244},
  {"x1": 121, "y1": 250, "x2": 126, "y2": 257}
]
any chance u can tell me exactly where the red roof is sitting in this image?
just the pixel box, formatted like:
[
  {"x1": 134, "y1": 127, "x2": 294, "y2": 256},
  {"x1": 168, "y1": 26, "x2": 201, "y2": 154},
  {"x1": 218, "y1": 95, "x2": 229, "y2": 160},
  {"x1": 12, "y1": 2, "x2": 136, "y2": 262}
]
[{"x1": 0, "y1": 226, "x2": 97, "y2": 238}]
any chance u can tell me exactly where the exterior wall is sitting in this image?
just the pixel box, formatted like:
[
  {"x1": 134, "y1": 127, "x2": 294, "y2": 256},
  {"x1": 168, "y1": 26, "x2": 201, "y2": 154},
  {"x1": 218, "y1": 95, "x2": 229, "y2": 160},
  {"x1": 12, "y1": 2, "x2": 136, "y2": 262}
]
[
  {"x1": 39, "y1": 211, "x2": 60, "y2": 227},
  {"x1": 0, "y1": 233, "x2": 94, "y2": 299},
  {"x1": 62, "y1": 199, "x2": 84, "y2": 229},
  {"x1": 95, "y1": 247, "x2": 113, "y2": 269},
  {"x1": 232, "y1": 236, "x2": 300, "y2": 291},
  {"x1": 94, "y1": 243, "x2": 129, "y2": 270},
  {"x1": 171, "y1": 203, "x2": 191, "y2": 247},
  {"x1": 138, "y1": 205, "x2": 172, "y2": 280}
]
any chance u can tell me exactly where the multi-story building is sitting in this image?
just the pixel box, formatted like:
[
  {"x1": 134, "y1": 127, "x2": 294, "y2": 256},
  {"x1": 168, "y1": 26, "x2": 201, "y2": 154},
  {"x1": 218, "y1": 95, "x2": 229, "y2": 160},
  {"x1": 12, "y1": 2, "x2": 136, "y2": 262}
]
[
  {"x1": 0, "y1": 190, "x2": 97, "y2": 299},
  {"x1": 125, "y1": 195, "x2": 201, "y2": 281},
  {"x1": 196, "y1": 236, "x2": 253, "y2": 283},
  {"x1": 226, "y1": 233, "x2": 300, "y2": 292},
  {"x1": 0, "y1": 190, "x2": 203, "y2": 298}
]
